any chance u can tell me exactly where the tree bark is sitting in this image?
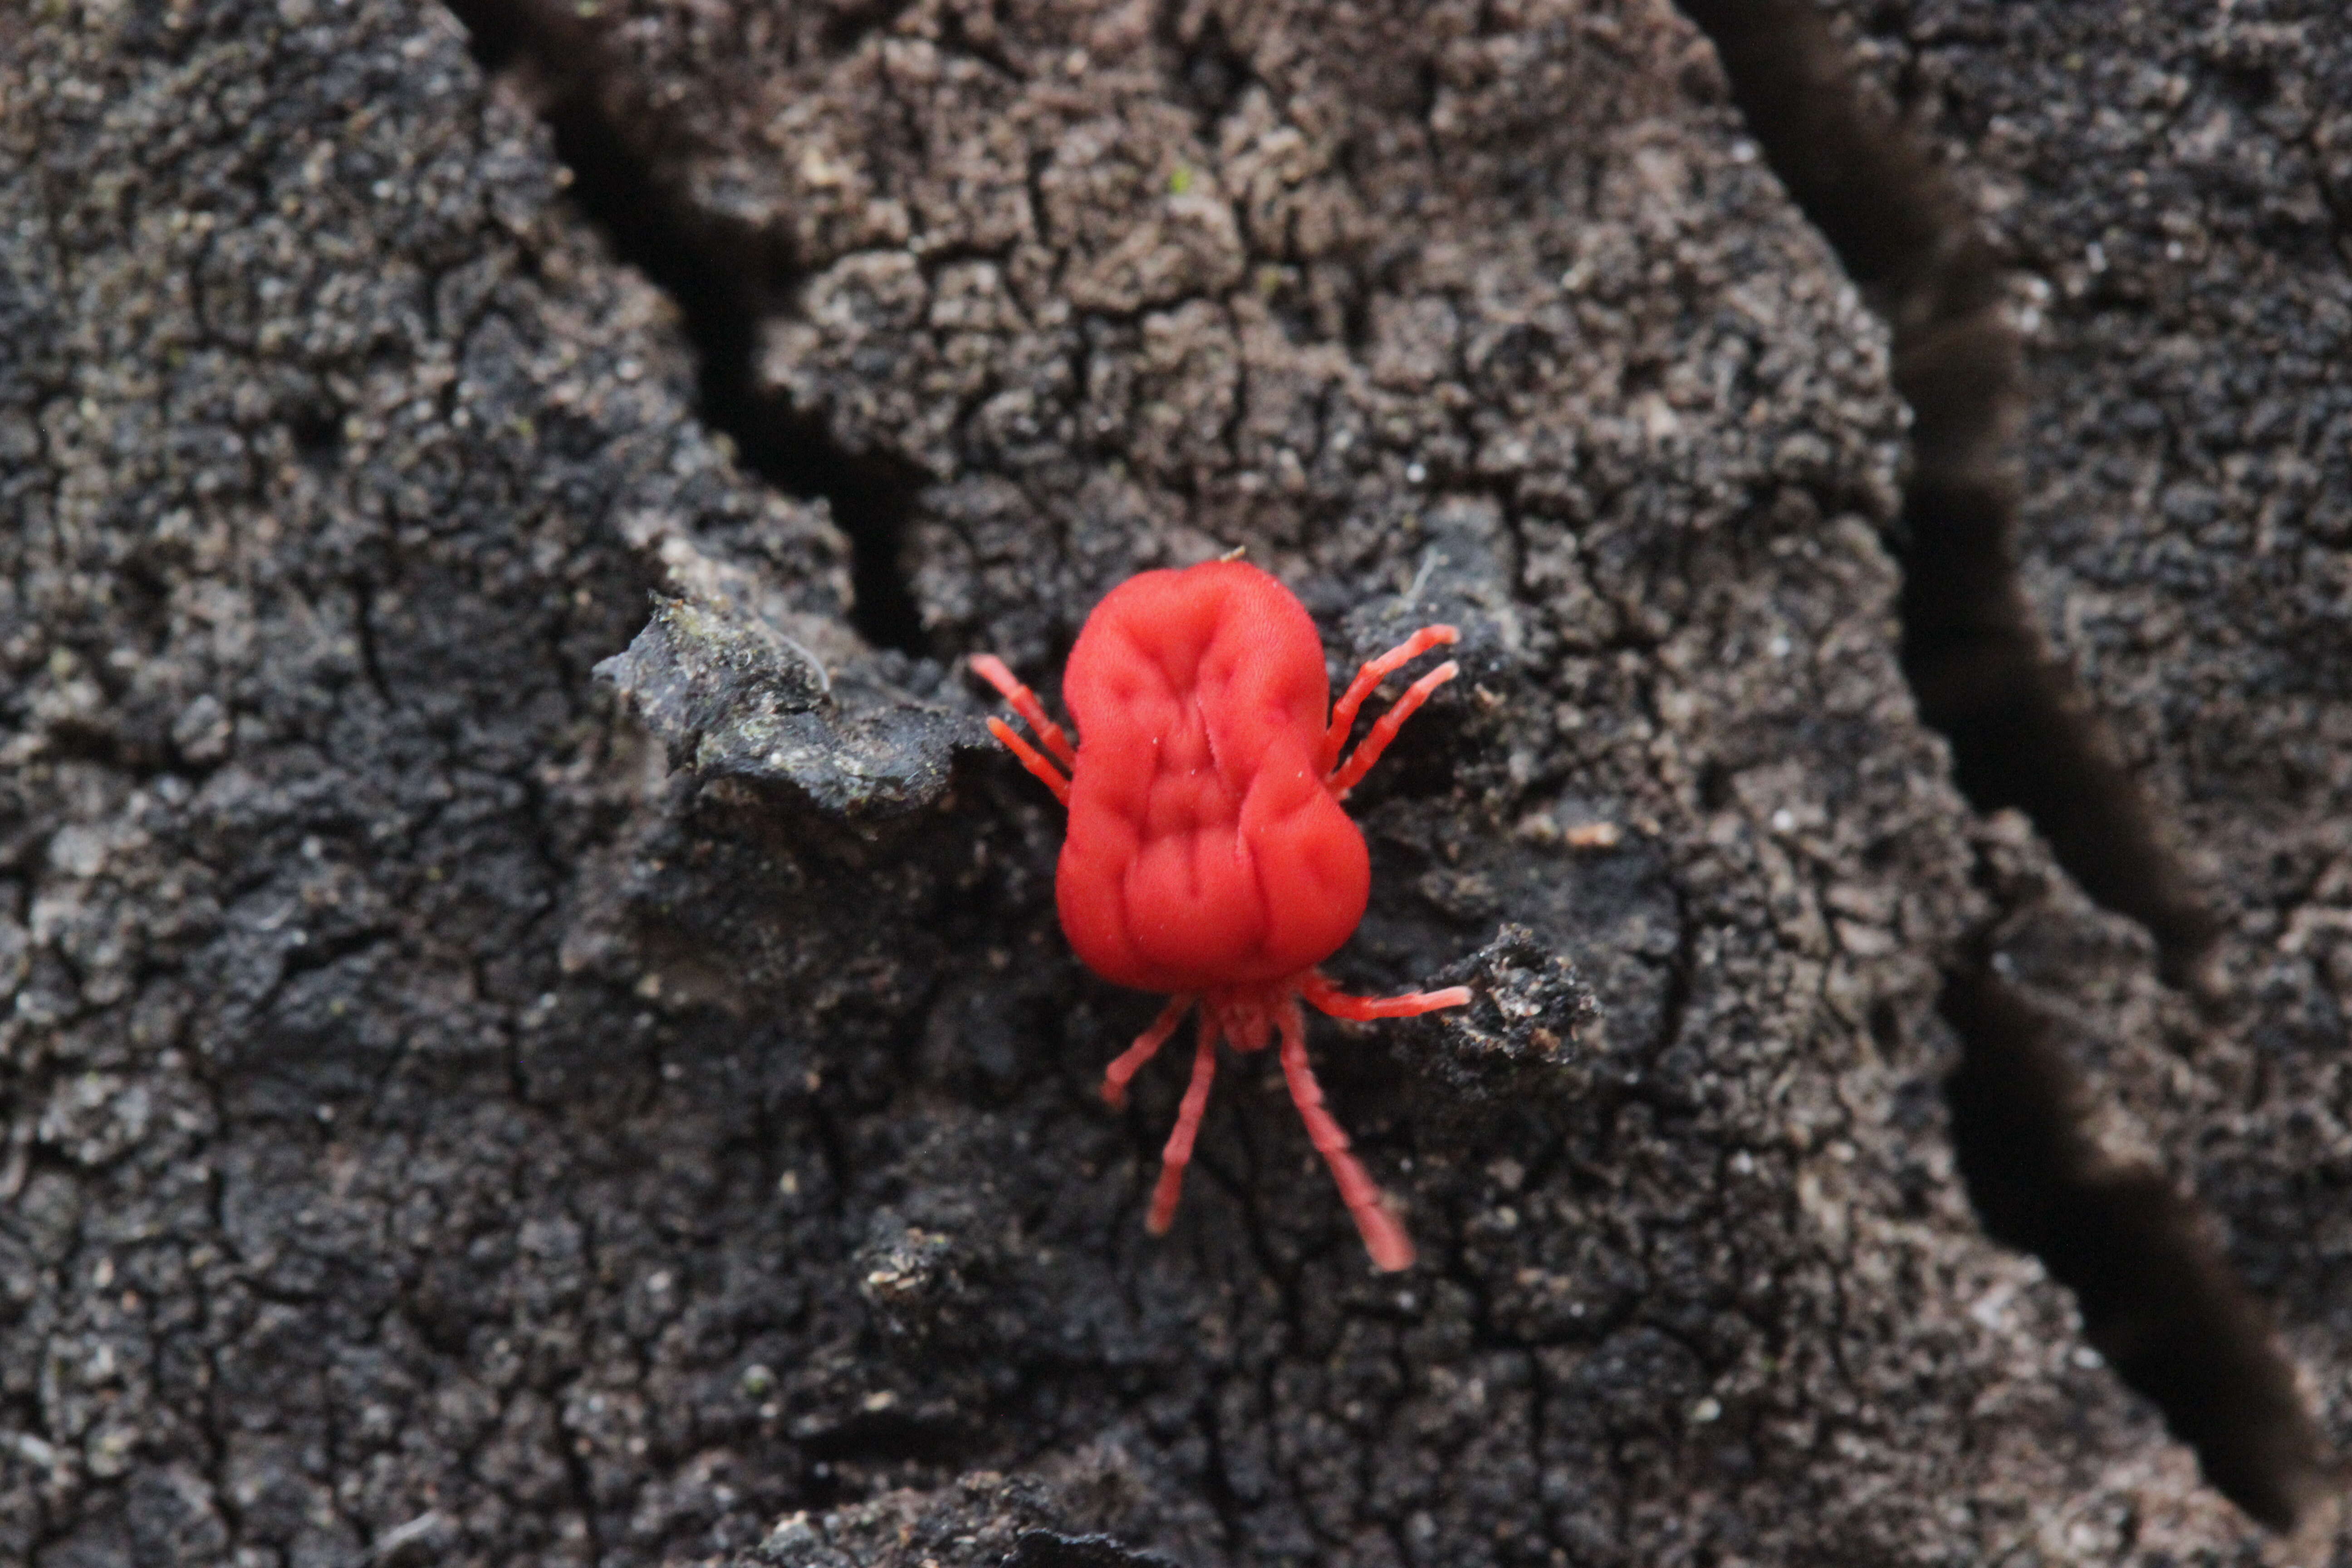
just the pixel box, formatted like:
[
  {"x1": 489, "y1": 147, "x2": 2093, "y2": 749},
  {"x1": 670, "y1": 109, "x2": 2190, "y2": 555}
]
[{"x1": 0, "y1": 1, "x2": 2337, "y2": 1565}]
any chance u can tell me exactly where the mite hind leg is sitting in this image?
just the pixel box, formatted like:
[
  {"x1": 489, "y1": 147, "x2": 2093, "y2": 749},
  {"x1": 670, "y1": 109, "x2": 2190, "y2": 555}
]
[
  {"x1": 1146, "y1": 1012, "x2": 1222, "y2": 1235},
  {"x1": 1322, "y1": 626, "x2": 1460, "y2": 795},
  {"x1": 968, "y1": 653, "x2": 1074, "y2": 802},
  {"x1": 1277, "y1": 1000, "x2": 1414, "y2": 1271},
  {"x1": 968, "y1": 655, "x2": 1076, "y2": 767}
]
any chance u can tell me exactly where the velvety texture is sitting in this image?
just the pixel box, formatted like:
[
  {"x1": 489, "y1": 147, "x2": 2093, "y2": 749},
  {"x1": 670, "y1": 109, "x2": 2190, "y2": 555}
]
[{"x1": 1059, "y1": 563, "x2": 1370, "y2": 993}]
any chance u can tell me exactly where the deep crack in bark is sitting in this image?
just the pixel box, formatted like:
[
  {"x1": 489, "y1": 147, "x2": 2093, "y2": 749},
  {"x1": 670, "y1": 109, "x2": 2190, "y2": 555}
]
[
  {"x1": 444, "y1": 0, "x2": 933, "y2": 656},
  {"x1": 1676, "y1": 0, "x2": 2331, "y2": 1529}
]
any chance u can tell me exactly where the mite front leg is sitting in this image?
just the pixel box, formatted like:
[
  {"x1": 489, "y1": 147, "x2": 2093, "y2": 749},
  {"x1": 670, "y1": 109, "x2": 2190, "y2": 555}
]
[
  {"x1": 1300, "y1": 971, "x2": 1473, "y2": 1021},
  {"x1": 1146, "y1": 1012, "x2": 1222, "y2": 1235},
  {"x1": 1278, "y1": 999, "x2": 1415, "y2": 1272},
  {"x1": 1102, "y1": 994, "x2": 1194, "y2": 1107}
]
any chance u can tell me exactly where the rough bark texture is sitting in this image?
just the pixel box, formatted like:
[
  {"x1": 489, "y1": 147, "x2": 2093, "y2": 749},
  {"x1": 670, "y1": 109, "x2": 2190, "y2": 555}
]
[
  {"x1": 1808, "y1": 0, "x2": 2352, "y2": 1552},
  {"x1": 0, "y1": 3, "x2": 2337, "y2": 1568}
]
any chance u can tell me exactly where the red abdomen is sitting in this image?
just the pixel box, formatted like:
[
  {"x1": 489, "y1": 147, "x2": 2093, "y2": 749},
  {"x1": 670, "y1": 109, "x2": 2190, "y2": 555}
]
[{"x1": 1055, "y1": 562, "x2": 1371, "y2": 994}]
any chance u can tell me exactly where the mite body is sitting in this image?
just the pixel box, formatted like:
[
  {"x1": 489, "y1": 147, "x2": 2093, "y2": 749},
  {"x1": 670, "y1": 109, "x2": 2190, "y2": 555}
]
[{"x1": 972, "y1": 560, "x2": 1470, "y2": 1271}]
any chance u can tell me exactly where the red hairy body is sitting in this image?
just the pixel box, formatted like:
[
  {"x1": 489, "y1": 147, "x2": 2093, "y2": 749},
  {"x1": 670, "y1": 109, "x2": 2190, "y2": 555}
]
[
  {"x1": 972, "y1": 561, "x2": 1470, "y2": 1271},
  {"x1": 1058, "y1": 564, "x2": 1368, "y2": 991}
]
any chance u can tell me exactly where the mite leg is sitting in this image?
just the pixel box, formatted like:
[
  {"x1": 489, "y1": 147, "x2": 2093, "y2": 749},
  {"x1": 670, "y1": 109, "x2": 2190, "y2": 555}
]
[
  {"x1": 1300, "y1": 971, "x2": 1473, "y2": 1021},
  {"x1": 969, "y1": 654, "x2": 1078, "y2": 767},
  {"x1": 969, "y1": 654, "x2": 1075, "y2": 803},
  {"x1": 1146, "y1": 1012, "x2": 1222, "y2": 1236},
  {"x1": 1102, "y1": 993, "x2": 1195, "y2": 1107},
  {"x1": 1327, "y1": 659, "x2": 1460, "y2": 799},
  {"x1": 984, "y1": 719, "x2": 1072, "y2": 803},
  {"x1": 1321, "y1": 624, "x2": 1459, "y2": 774},
  {"x1": 1277, "y1": 999, "x2": 1414, "y2": 1271}
]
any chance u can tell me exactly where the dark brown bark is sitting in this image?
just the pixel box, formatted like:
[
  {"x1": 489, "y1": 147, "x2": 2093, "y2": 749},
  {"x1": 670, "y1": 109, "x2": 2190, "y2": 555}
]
[{"x1": 0, "y1": 1, "x2": 2339, "y2": 1564}]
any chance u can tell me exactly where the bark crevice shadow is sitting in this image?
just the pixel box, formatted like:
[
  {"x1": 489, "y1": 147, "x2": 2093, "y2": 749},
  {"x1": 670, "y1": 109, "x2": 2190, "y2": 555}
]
[
  {"x1": 1676, "y1": 0, "x2": 2329, "y2": 1529},
  {"x1": 447, "y1": 0, "x2": 931, "y2": 656}
]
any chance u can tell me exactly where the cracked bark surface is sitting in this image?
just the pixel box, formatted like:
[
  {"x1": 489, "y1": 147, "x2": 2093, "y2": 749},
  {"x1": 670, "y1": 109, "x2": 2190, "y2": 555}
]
[
  {"x1": 0, "y1": 2, "x2": 2332, "y2": 1567},
  {"x1": 1795, "y1": 0, "x2": 2352, "y2": 1553}
]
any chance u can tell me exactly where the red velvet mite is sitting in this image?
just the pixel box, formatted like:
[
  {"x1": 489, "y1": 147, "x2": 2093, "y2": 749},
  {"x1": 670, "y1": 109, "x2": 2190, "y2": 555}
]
[{"x1": 970, "y1": 560, "x2": 1471, "y2": 1271}]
